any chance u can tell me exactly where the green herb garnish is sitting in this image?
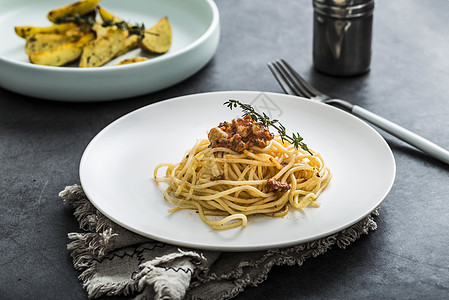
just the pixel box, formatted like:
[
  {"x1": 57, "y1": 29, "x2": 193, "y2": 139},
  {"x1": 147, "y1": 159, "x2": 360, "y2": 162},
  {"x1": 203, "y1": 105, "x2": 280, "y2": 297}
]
[
  {"x1": 55, "y1": 14, "x2": 156, "y2": 38},
  {"x1": 101, "y1": 19, "x2": 147, "y2": 37},
  {"x1": 224, "y1": 100, "x2": 312, "y2": 154}
]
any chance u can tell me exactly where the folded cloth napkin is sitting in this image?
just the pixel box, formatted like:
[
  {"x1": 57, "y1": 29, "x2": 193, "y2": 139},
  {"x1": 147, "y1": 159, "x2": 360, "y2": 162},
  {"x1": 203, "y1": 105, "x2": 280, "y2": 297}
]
[{"x1": 60, "y1": 184, "x2": 378, "y2": 300}]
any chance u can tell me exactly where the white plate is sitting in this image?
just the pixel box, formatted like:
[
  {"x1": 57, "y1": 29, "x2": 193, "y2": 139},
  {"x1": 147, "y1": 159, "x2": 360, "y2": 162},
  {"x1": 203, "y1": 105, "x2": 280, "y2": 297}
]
[
  {"x1": 0, "y1": 0, "x2": 219, "y2": 101},
  {"x1": 80, "y1": 91, "x2": 396, "y2": 251}
]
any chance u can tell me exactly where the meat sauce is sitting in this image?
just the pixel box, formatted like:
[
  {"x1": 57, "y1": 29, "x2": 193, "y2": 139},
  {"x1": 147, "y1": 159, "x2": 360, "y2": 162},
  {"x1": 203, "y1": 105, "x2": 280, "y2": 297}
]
[
  {"x1": 265, "y1": 178, "x2": 291, "y2": 193},
  {"x1": 208, "y1": 115, "x2": 274, "y2": 153},
  {"x1": 208, "y1": 116, "x2": 290, "y2": 193}
]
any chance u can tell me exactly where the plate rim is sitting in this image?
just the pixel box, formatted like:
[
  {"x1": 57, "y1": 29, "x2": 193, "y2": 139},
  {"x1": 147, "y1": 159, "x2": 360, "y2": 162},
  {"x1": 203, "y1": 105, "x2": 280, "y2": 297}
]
[{"x1": 79, "y1": 91, "x2": 396, "y2": 251}]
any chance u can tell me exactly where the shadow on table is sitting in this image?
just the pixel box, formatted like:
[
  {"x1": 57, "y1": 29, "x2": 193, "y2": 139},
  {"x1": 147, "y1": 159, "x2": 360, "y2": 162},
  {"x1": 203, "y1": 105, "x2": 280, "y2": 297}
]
[{"x1": 384, "y1": 137, "x2": 449, "y2": 171}]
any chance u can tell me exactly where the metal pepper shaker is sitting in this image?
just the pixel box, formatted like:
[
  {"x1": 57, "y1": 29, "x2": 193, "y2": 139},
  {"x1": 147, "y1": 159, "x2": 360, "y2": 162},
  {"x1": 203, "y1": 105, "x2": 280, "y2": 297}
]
[{"x1": 312, "y1": 0, "x2": 375, "y2": 76}]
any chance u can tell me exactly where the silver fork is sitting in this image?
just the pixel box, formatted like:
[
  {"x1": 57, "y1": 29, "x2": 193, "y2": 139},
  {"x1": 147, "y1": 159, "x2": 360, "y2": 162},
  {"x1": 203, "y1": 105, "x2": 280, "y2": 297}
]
[{"x1": 268, "y1": 58, "x2": 449, "y2": 165}]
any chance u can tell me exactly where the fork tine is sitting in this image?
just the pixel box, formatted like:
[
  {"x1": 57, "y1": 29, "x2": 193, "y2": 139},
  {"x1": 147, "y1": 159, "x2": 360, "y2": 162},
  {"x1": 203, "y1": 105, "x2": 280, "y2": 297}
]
[
  {"x1": 279, "y1": 59, "x2": 324, "y2": 98},
  {"x1": 272, "y1": 59, "x2": 316, "y2": 98},
  {"x1": 267, "y1": 61, "x2": 296, "y2": 95},
  {"x1": 269, "y1": 60, "x2": 313, "y2": 98}
]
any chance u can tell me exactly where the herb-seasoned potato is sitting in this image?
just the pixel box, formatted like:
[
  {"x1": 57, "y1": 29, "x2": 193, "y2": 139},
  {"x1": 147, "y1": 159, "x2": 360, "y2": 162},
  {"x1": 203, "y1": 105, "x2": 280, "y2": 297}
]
[
  {"x1": 79, "y1": 28, "x2": 127, "y2": 67},
  {"x1": 65, "y1": 23, "x2": 94, "y2": 37},
  {"x1": 93, "y1": 6, "x2": 121, "y2": 39},
  {"x1": 15, "y1": 23, "x2": 77, "y2": 38},
  {"x1": 25, "y1": 33, "x2": 78, "y2": 55},
  {"x1": 115, "y1": 35, "x2": 140, "y2": 57},
  {"x1": 117, "y1": 57, "x2": 148, "y2": 65},
  {"x1": 29, "y1": 33, "x2": 95, "y2": 66},
  {"x1": 98, "y1": 6, "x2": 116, "y2": 22},
  {"x1": 47, "y1": 0, "x2": 102, "y2": 23},
  {"x1": 140, "y1": 17, "x2": 172, "y2": 54},
  {"x1": 97, "y1": 6, "x2": 139, "y2": 57},
  {"x1": 91, "y1": 21, "x2": 109, "y2": 39}
]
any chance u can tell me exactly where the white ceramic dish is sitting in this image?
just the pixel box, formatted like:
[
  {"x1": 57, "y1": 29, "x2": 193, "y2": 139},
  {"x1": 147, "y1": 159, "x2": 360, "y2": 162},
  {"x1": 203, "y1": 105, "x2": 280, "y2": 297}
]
[
  {"x1": 0, "y1": 0, "x2": 219, "y2": 101},
  {"x1": 79, "y1": 91, "x2": 396, "y2": 251}
]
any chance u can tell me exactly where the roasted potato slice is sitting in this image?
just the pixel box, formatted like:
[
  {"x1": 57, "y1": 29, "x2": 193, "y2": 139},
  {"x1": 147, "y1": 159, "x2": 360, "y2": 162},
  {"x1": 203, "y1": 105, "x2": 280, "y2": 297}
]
[
  {"x1": 117, "y1": 57, "x2": 148, "y2": 65},
  {"x1": 115, "y1": 35, "x2": 140, "y2": 57},
  {"x1": 65, "y1": 23, "x2": 94, "y2": 37},
  {"x1": 15, "y1": 23, "x2": 77, "y2": 38},
  {"x1": 79, "y1": 28, "x2": 127, "y2": 67},
  {"x1": 25, "y1": 33, "x2": 78, "y2": 55},
  {"x1": 91, "y1": 21, "x2": 109, "y2": 39},
  {"x1": 97, "y1": 6, "x2": 139, "y2": 57},
  {"x1": 29, "y1": 33, "x2": 95, "y2": 66},
  {"x1": 98, "y1": 6, "x2": 116, "y2": 22},
  {"x1": 47, "y1": 0, "x2": 102, "y2": 23},
  {"x1": 140, "y1": 17, "x2": 172, "y2": 54},
  {"x1": 92, "y1": 7, "x2": 122, "y2": 39}
]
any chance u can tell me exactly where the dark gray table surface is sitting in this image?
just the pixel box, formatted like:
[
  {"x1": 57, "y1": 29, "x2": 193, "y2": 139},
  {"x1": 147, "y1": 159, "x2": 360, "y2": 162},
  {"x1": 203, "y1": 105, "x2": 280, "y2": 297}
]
[{"x1": 1, "y1": 0, "x2": 449, "y2": 299}]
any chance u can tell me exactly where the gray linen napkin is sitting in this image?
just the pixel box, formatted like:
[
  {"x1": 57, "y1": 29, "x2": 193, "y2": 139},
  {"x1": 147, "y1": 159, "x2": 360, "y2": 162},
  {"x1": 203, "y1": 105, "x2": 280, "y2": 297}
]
[{"x1": 60, "y1": 184, "x2": 378, "y2": 300}]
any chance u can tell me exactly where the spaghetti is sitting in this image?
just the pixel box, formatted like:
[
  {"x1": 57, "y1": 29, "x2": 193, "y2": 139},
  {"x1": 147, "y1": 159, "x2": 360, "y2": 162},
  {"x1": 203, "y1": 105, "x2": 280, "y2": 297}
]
[{"x1": 154, "y1": 116, "x2": 332, "y2": 230}]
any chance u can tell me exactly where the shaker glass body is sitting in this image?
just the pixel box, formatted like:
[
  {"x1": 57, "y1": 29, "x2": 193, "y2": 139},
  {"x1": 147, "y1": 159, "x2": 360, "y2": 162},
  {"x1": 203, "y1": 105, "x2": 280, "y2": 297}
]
[{"x1": 313, "y1": 0, "x2": 374, "y2": 76}]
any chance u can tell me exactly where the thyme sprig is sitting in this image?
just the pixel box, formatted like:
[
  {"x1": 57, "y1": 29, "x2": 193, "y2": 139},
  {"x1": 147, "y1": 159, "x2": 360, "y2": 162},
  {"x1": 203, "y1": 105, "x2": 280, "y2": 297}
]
[
  {"x1": 224, "y1": 100, "x2": 312, "y2": 154},
  {"x1": 55, "y1": 14, "x2": 156, "y2": 38},
  {"x1": 101, "y1": 19, "x2": 147, "y2": 37}
]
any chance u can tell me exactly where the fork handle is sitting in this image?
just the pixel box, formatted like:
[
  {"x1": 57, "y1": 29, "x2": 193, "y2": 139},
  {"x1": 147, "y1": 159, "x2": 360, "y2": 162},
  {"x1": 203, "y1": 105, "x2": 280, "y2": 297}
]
[{"x1": 351, "y1": 104, "x2": 449, "y2": 164}]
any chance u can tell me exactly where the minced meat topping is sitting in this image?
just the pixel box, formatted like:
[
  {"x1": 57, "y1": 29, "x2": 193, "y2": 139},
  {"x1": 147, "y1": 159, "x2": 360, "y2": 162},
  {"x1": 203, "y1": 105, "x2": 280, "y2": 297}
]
[
  {"x1": 208, "y1": 115, "x2": 274, "y2": 152},
  {"x1": 265, "y1": 178, "x2": 291, "y2": 193}
]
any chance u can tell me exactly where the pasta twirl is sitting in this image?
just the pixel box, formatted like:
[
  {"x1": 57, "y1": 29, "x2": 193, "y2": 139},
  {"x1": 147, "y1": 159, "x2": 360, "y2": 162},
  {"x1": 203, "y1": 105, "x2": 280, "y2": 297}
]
[{"x1": 154, "y1": 129, "x2": 332, "y2": 230}]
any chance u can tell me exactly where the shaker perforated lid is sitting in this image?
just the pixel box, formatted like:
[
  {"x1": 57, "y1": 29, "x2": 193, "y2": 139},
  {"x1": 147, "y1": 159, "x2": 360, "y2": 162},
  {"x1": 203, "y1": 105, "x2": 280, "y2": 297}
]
[{"x1": 313, "y1": 0, "x2": 374, "y2": 19}]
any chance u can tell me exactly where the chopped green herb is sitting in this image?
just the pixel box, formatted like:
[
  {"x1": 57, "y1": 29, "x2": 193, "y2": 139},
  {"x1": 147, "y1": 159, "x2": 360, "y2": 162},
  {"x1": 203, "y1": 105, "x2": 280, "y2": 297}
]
[
  {"x1": 224, "y1": 99, "x2": 312, "y2": 154},
  {"x1": 55, "y1": 14, "x2": 157, "y2": 38}
]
